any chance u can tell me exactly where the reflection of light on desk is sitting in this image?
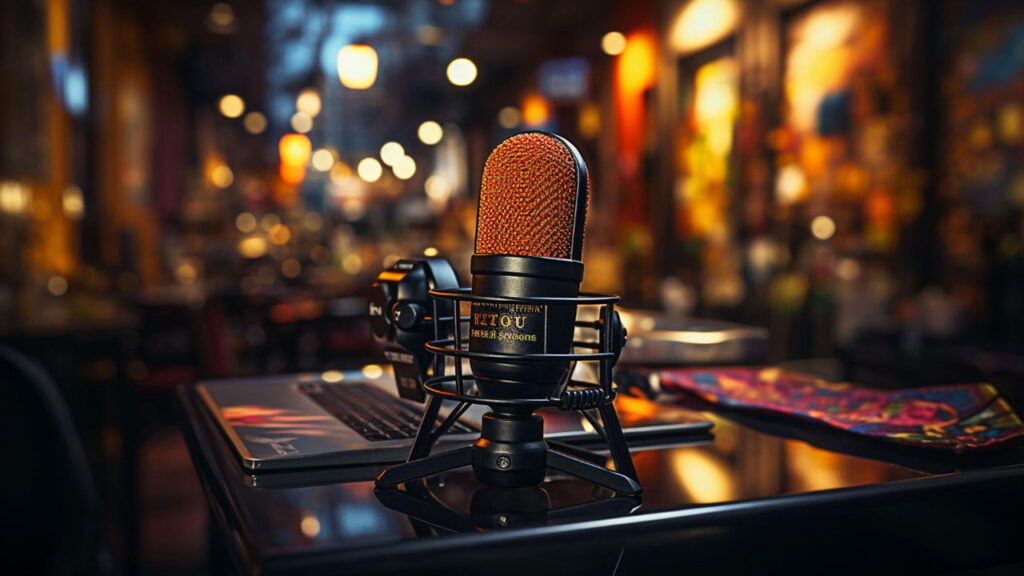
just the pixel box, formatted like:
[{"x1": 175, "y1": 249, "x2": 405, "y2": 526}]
[
  {"x1": 336, "y1": 504, "x2": 390, "y2": 537},
  {"x1": 615, "y1": 394, "x2": 660, "y2": 420},
  {"x1": 362, "y1": 364, "x2": 384, "y2": 379},
  {"x1": 785, "y1": 443, "x2": 847, "y2": 491},
  {"x1": 321, "y1": 370, "x2": 344, "y2": 383},
  {"x1": 300, "y1": 514, "x2": 321, "y2": 538},
  {"x1": 642, "y1": 328, "x2": 760, "y2": 345},
  {"x1": 672, "y1": 451, "x2": 737, "y2": 503}
]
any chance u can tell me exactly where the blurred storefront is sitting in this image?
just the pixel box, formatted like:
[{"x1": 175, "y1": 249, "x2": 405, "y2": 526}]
[{"x1": 3, "y1": 0, "x2": 1024, "y2": 366}]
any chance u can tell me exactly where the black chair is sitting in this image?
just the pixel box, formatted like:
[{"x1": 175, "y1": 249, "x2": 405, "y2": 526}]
[{"x1": 0, "y1": 345, "x2": 110, "y2": 575}]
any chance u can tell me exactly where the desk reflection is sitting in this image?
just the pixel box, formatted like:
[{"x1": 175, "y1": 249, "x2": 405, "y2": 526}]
[{"x1": 218, "y1": 412, "x2": 921, "y2": 551}]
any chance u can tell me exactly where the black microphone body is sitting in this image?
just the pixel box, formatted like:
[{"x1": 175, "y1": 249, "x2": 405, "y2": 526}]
[
  {"x1": 468, "y1": 131, "x2": 590, "y2": 400},
  {"x1": 470, "y1": 254, "x2": 581, "y2": 399}
]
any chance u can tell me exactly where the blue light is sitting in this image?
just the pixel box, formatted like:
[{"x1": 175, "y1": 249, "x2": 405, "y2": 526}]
[
  {"x1": 65, "y1": 64, "x2": 89, "y2": 116},
  {"x1": 335, "y1": 503, "x2": 390, "y2": 537},
  {"x1": 318, "y1": 5, "x2": 387, "y2": 76}
]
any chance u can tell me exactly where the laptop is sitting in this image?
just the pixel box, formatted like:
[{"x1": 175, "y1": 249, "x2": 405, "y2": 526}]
[{"x1": 198, "y1": 365, "x2": 714, "y2": 472}]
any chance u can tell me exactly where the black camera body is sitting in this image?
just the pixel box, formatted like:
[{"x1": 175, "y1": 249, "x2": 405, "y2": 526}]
[{"x1": 368, "y1": 258, "x2": 459, "y2": 402}]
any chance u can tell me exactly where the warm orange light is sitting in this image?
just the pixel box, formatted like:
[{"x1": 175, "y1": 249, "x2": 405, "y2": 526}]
[
  {"x1": 865, "y1": 188, "x2": 895, "y2": 223},
  {"x1": 337, "y1": 44, "x2": 378, "y2": 90},
  {"x1": 521, "y1": 93, "x2": 551, "y2": 127},
  {"x1": 578, "y1": 101, "x2": 601, "y2": 139},
  {"x1": 278, "y1": 164, "x2": 303, "y2": 185},
  {"x1": 669, "y1": 0, "x2": 741, "y2": 54},
  {"x1": 279, "y1": 133, "x2": 312, "y2": 168},
  {"x1": 613, "y1": 29, "x2": 658, "y2": 225},
  {"x1": 279, "y1": 133, "x2": 311, "y2": 185},
  {"x1": 618, "y1": 32, "x2": 657, "y2": 97}
]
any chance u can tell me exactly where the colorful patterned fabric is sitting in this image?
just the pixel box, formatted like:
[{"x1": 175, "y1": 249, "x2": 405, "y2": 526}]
[{"x1": 657, "y1": 367, "x2": 1024, "y2": 451}]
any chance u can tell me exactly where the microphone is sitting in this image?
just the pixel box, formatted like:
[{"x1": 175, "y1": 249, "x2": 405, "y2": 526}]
[
  {"x1": 470, "y1": 131, "x2": 589, "y2": 399},
  {"x1": 375, "y1": 131, "x2": 641, "y2": 495}
]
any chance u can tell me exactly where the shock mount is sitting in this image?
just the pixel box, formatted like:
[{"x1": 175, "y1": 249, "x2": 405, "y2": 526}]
[{"x1": 374, "y1": 288, "x2": 642, "y2": 495}]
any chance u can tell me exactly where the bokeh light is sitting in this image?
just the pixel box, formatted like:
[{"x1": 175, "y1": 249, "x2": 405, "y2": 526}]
[
  {"x1": 342, "y1": 253, "x2": 364, "y2": 274},
  {"x1": 424, "y1": 175, "x2": 452, "y2": 200},
  {"x1": 47, "y1": 276, "x2": 69, "y2": 296},
  {"x1": 521, "y1": 93, "x2": 551, "y2": 126},
  {"x1": 601, "y1": 31, "x2": 627, "y2": 55},
  {"x1": 497, "y1": 106, "x2": 520, "y2": 129},
  {"x1": 810, "y1": 215, "x2": 837, "y2": 240},
  {"x1": 357, "y1": 157, "x2": 383, "y2": 182},
  {"x1": 243, "y1": 111, "x2": 267, "y2": 134},
  {"x1": 393, "y1": 156, "x2": 416, "y2": 180},
  {"x1": 210, "y1": 164, "x2": 234, "y2": 188},
  {"x1": 62, "y1": 186, "x2": 84, "y2": 220},
  {"x1": 260, "y1": 213, "x2": 281, "y2": 232},
  {"x1": 281, "y1": 258, "x2": 302, "y2": 279},
  {"x1": 380, "y1": 141, "x2": 405, "y2": 166},
  {"x1": 337, "y1": 44, "x2": 378, "y2": 89},
  {"x1": 670, "y1": 0, "x2": 741, "y2": 54},
  {"x1": 235, "y1": 212, "x2": 256, "y2": 233},
  {"x1": 279, "y1": 133, "x2": 311, "y2": 184},
  {"x1": 311, "y1": 148, "x2": 335, "y2": 172},
  {"x1": 218, "y1": 94, "x2": 245, "y2": 118},
  {"x1": 290, "y1": 112, "x2": 312, "y2": 133},
  {"x1": 446, "y1": 58, "x2": 477, "y2": 86},
  {"x1": 417, "y1": 121, "x2": 443, "y2": 145},
  {"x1": 330, "y1": 162, "x2": 353, "y2": 183},
  {"x1": 279, "y1": 134, "x2": 312, "y2": 167},
  {"x1": 296, "y1": 88, "x2": 322, "y2": 118}
]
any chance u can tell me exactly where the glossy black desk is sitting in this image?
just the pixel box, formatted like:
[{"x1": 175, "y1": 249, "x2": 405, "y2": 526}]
[{"x1": 179, "y1": 383, "x2": 1024, "y2": 575}]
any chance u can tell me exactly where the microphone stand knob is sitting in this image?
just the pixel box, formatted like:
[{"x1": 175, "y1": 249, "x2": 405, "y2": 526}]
[{"x1": 393, "y1": 302, "x2": 426, "y2": 331}]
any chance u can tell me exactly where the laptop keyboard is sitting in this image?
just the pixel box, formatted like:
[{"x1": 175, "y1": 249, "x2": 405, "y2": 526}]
[{"x1": 301, "y1": 382, "x2": 476, "y2": 441}]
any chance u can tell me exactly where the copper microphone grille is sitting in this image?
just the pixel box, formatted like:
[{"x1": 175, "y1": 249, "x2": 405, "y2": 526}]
[{"x1": 475, "y1": 132, "x2": 589, "y2": 261}]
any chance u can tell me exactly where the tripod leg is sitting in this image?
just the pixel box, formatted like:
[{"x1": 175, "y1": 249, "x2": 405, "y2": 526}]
[
  {"x1": 375, "y1": 446, "x2": 473, "y2": 488},
  {"x1": 407, "y1": 394, "x2": 444, "y2": 461},
  {"x1": 547, "y1": 449, "x2": 642, "y2": 495},
  {"x1": 598, "y1": 403, "x2": 639, "y2": 483},
  {"x1": 546, "y1": 440, "x2": 608, "y2": 466}
]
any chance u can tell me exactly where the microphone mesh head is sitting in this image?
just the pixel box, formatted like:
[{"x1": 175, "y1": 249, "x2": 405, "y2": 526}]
[{"x1": 475, "y1": 132, "x2": 588, "y2": 260}]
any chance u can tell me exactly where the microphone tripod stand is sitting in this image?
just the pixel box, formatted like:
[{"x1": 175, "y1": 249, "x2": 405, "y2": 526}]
[
  {"x1": 375, "y1": 290, "x2": 642, "y2": 495},
  {"x1": 376, "y1": 476, "x2": 641, "y2": 534}
]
